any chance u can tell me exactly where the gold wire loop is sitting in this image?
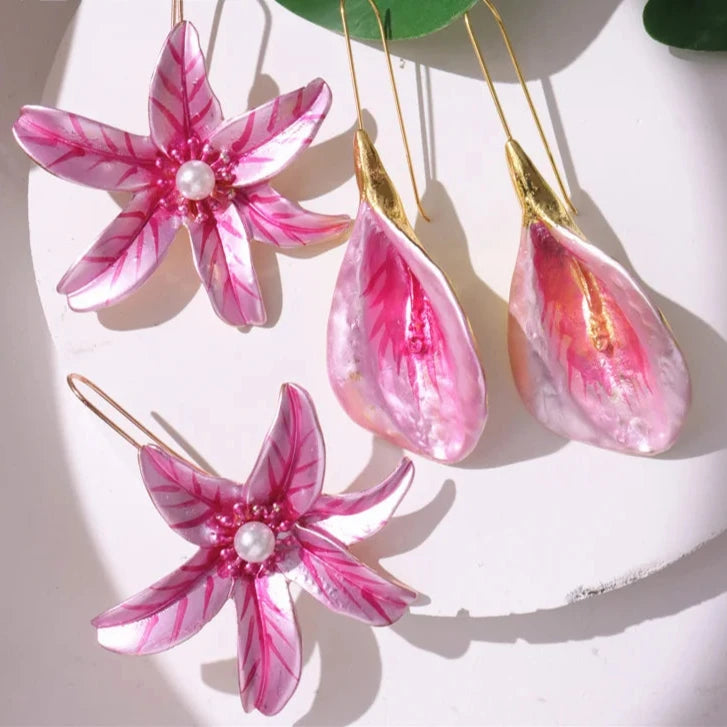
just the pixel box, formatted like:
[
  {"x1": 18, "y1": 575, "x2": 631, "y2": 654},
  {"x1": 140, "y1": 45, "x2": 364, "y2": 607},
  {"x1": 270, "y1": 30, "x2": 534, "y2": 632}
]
[
  {"x1": 67, "y1": 373, "x2": 188, "y2": 462},
  {"x1": 464, "y1": 2, "x2": 577, "y2": 216},
  {"x1": 172, "y1": 0, "x2": 184, "y2": 27},
  {"x1": 340, "y1": 0, "x2": 431, "y2": 222}
]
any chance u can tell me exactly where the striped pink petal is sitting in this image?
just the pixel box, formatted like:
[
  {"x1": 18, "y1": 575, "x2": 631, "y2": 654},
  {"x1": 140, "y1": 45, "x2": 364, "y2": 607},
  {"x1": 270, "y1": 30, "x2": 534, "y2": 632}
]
[
  {"x1": 245, "y1": 384, "x2": 325, "y2": 518},
  {"x1": 235, "y1": 183, "x2": 351, "y2": 248},
  {"x1": 149, "y1": 21, "x2": 222, "y2": 153},
  {"x1": 188, "y1": 204, "x2": 266, "y2": 326},
  {"x1": 234, "y1": 573, "x2": 301, "y2": 716},
  {"x1": 303, "y1": 458, "x2": 414, "y2": 545},
  {"x1": 278, "y1": 526, "x2": 416, "y2": 626},
  {"x1": 139, "y1": 445, "x2": 244, "y2": 546},
  {"x1": 328, "y1": 198, "x2": 487, "y2": 463},
  {"x1": 60, "y1": 189, "x2": 181, "y2": 310},
  {"x1": 13, "y1": 106, "x2": 157, "y2": 191},
  {"x1": 510, "y1": 220, "x2": 691, "y2": 454},
  {"x1": 208, "y1": 79, "x2": 331, "y2": 188},
  {"x1": 93, "y1": 549, "x2": 231, "y2": 655}
]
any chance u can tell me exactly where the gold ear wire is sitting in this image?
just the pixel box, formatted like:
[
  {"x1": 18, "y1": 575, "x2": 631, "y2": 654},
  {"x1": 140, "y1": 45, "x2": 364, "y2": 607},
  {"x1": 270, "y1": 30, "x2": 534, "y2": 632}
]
[
  {"x1": 172, "y1": 0, "x2": 184, "y2": 27},
  {"x1": 340, "y1": 0, "x2": 430, "y2": 222},
  {"x1": 464, "y1": 2, "x2": 577, "y2": 216},
  {"x1": 67, "y1": 373, "x2": 190, "y2": 464}
]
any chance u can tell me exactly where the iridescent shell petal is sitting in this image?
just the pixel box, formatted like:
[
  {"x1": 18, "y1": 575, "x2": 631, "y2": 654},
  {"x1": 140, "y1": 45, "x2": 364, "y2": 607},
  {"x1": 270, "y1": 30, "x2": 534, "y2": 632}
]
[
  {"x1": 327, "y1": 131, "x2": 487, "y2": 464},
  {"x1": 506, "y1": 141, "x2": 690, "y2": 454}
]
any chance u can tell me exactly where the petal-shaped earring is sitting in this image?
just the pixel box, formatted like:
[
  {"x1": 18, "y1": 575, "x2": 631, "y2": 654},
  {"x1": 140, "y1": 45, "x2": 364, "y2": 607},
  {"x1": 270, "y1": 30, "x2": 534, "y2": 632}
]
[
  {"x1": 14, "y1": 0, "x2": 350, "y2": 326},
  {"x1": 328, "y1": 0, "x2": 488, "y2": 465},
  {"x1": 67, "y1": 374, "x2": 415, "y2": 716},
  {"x1": 464, "y1": 1, "x2": 690, "y2": 455}
]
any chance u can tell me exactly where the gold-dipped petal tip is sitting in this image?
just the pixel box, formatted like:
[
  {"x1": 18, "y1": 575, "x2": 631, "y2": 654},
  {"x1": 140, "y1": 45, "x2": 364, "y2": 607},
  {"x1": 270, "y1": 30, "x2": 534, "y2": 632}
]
[
  {"x1": 505, "y1": 139, "x2": 579, "y2": 234},
  {"x1": 354, "y1": 129, "x2": 415, "y2": 239}
]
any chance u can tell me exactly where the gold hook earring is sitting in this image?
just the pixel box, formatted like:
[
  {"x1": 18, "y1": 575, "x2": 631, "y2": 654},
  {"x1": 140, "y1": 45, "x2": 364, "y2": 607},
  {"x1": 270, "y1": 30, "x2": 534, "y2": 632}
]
[
  {"x1": 464, "y1": 1, "x2": 691, "y2": 456},
  {"x1": 67, "y1": 373, "x2": 193, "y2": 466},
  {"x1": 326, "y1": 0, "x2": 488, "y2": 465},
  {"x1": 171, "y1": 0, "x2": 184, "y2": 27},
  {"x1": 464, "y1": 2, "x2": 577, "y2": 218},
  {"x1": 340, "y1": 0, "x2": 430, "y2": 221}
]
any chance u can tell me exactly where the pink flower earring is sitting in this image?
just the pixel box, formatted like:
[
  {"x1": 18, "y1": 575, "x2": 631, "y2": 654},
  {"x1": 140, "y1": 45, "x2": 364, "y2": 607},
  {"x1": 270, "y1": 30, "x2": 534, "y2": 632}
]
[
  {"x1": 464, "y1": 1, "x2": 690, "y2": 455},
  {"x1": 67, "y1": 374, "x2": 415, "y2": 716},
  {"x1": 327, "y1": 0, "x2": 488, "y2": 465},
  {"x1": 14, "y1": 3, "x2": 350, "y2": 326}
]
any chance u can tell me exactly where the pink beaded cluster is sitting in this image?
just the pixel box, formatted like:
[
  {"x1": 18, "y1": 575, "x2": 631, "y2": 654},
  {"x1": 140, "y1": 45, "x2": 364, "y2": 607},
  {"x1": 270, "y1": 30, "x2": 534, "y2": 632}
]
[
  {"x1": 208, "y1": 501, "x2": 292, "y2": 578},
  {"x1": 156, "y1": 134, "x2": 236, "y2": 221}
]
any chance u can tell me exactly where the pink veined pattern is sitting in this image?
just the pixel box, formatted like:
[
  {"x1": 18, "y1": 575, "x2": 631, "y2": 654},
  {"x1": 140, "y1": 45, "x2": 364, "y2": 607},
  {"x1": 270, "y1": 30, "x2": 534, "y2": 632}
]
[
  {"x1": 93, "y1": 549, "x2": 232, "y2": 655},
  {"x1": 236, "y1": 183, "x2": 350, "y2": 248},
  {"x1": 245, "y1": 384, "x2": 325, "y2": 517},
  {"x1": 304, "y1": 458, "x2": 414, "y2": 545},
  {"x1": 149, "y1": 20, "x2": 222, "y2": 152},
  {"x1": 279, "y1": 526, "x2": 415, "y2": 626},
  {"x1": 13, "y1": 21, "x2": 350, "y2": 325},
  {"x1": 188, "y1": 204, "x2": 265, "y2": 326},
  {"x1": 531, "y1": 222, "x2": 652, "y2": 407},
  {"x1": 362, "y1": 231, "x2": 446, "y2": 405},
  {"x1": 92, "y1": 383, "x2": 415, "y2": 716},
  {"x1": 209, "y1": 81, "x2": 330, "y2": 187},
  {"x1": 140, "y1": 446, "x2": 243, "y2": 546},
  {"x1": 327, "y1": 199, "x2": 487, "y2": 463},
  {"x1": 14, "y1": 107, "x2": 158, "y2": 190},
  {"x1": 235, "y1": 574, "x2": 301, "y2": 715},
  {"x1": 58, "y1": 190, "x2": 181, "y2": 310}
]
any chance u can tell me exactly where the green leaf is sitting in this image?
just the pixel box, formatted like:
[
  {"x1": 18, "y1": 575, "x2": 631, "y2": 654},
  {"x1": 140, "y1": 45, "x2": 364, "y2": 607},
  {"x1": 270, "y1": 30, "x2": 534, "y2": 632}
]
[
  {"x1": 274, "y1": 0, "x2": 479, "y2": 40},
  {"x1": 644, "y1": 0, "x2": 727, "y2": 51}
]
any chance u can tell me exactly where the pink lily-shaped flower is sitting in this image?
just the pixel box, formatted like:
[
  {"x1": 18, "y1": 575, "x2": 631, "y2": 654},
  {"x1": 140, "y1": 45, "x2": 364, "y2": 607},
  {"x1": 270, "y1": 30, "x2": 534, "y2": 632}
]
[
  {"x1": 93, "y1": 383, "x2": 415, "y2": 716},
  {"x1": 13, "y1": 21, "x2": 350, "y2": 326}
]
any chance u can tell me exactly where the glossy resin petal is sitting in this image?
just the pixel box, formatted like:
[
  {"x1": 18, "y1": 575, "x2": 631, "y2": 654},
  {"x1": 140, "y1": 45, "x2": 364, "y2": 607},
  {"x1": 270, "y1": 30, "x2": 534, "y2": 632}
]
[
  {"x1": 328, "y1": 131, "x2": 486, "y2": 463},
  {"x1": 14, "y1": 21, "x2": 348, "y2": 325},
  {"x1": 506, "y1": 142, "x2": 690, "y2": 454},
  {"x1": 92, "y1": 383, "x2": 415, "y2": 716}
]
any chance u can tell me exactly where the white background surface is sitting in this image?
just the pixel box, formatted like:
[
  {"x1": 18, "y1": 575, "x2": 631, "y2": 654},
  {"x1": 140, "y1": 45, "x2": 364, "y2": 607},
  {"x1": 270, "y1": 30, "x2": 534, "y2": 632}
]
[{"x1": 3, "y1": 0, "x2": 727, "y2": 724}]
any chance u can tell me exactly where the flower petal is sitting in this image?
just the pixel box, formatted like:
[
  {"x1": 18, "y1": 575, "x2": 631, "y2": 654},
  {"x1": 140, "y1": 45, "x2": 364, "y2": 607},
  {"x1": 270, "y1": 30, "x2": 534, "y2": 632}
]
[
  {"x1": 509, "y1": 219, "x2": 691, "y2": 454},
  {"x1": 139, "y1": 445, "x2": 244, "y2": 546},
  {"x1": 303, "y1": 458, "x2": 414, "y2": 545},
  {"x1": 208, "y1": 79, "x2": 331, "y2": 187},
  {"x1": 328, "y1": 199, "x2": 487, "y2": 463},
  {"x1": 279, "y1": 526, "x2": 415, "y2": 626},
  {"x1": 149, "y1": 21, "x2": 222, "y2": 152},
  {"x1": 93, "y1": 549, "x2": 231, "y2": 655},
  {"x1": 13, "y1": 106, "x2": 158, "y2": 191},
  {"x1": 236, "y1": 183, "x2": 351, "y2": 248},
  {"x1": 61, "y1": 189, "x2": 181, "y2": 310},
  {"x1": 245, "y1": 384, "x2": 325, "y2": 517},
  {"x1": 188, "y1": 203, "x2": 266, "y2": 326},
  {"x1": 234, "y1": 573, "x2": 301, "y2": 716}
]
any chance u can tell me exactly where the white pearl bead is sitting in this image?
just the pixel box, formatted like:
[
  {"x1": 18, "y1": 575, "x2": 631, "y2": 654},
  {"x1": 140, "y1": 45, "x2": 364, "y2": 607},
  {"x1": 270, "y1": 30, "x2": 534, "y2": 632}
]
[
  {"x1": 233, "y1": 521, "x2": 276, "y2": 564},
  {"x1": 175, "y1": 160, "x2": 216, "y2": 201}
]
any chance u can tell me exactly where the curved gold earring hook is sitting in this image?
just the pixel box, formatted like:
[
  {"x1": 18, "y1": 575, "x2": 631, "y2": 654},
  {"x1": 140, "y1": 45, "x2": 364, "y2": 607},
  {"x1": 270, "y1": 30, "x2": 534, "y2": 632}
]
[
  {"x1": 340, "y1": 0, "x2": 430, "y2": 222},
  {"x1": 67, "y1": 373, "x2": 190, "y2": 464},
  {"x1": 172, "y1": 0, "x2": 184, "y2": 27},
  {"x1": 464, "y1": 2, "x2": 577, "y2": 216}
]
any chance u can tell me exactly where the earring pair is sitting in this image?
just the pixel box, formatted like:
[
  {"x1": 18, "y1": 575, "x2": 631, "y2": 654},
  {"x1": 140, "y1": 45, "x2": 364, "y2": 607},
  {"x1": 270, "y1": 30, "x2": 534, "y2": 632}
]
[{"x1": 329, "y1": 0, "x2": 690, "y2": 461}]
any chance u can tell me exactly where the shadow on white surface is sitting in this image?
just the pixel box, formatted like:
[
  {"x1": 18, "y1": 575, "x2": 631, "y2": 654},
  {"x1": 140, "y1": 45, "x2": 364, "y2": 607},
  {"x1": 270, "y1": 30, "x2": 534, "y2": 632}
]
[
  {"x1": 1, "y1": 2, "x2": 191, "y2": 724},
  {"x1": 372, "y1": 0, "x2": 622, "y2": 81}
]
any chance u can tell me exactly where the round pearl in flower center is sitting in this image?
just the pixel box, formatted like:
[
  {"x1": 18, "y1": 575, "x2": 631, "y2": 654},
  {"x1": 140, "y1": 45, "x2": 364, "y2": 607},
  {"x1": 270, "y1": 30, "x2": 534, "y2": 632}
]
[
  {"x1": 233, "y1": 521, "x2": 276, "y2": 564},
  {"x1": 175, "y1": 160, "x2": 216, "y2": 201}
]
